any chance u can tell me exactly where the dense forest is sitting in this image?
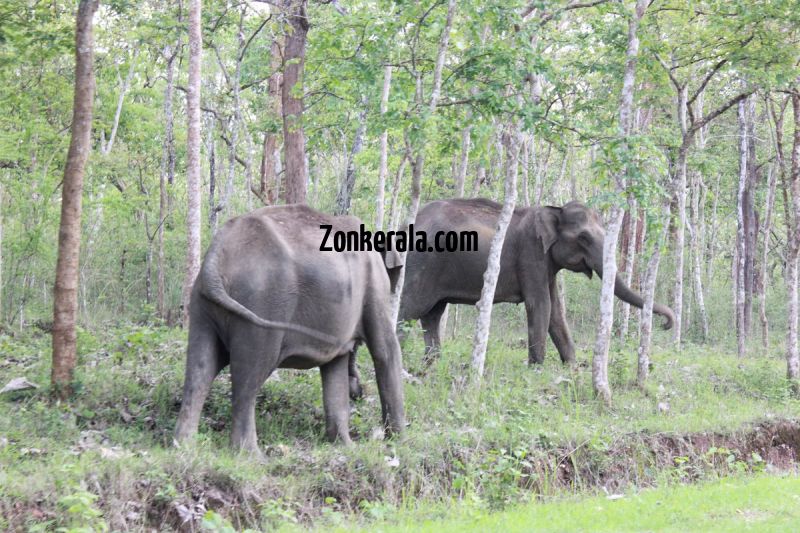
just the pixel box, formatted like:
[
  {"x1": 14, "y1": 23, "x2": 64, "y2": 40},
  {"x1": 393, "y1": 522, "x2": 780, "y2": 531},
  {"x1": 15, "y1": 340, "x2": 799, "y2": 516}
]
[{"x1": 2, "y1": 0, "x2": 800, "y2": 530}]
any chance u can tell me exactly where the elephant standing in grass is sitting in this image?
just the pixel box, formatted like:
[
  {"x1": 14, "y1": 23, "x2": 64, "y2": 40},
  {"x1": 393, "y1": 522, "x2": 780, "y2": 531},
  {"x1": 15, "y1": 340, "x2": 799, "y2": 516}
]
[
  {"x1": 174, "y1": 205, "x2": 405, "y2": 456},
  {"x1": 398, "y1": 199, "x2": 675, "y2": 366}
]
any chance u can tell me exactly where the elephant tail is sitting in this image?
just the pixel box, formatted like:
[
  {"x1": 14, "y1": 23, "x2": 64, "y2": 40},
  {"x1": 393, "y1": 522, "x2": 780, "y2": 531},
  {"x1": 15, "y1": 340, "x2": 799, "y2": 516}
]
[{"x1": 198, "y1": 238, "x2": 339, "y2": 345}]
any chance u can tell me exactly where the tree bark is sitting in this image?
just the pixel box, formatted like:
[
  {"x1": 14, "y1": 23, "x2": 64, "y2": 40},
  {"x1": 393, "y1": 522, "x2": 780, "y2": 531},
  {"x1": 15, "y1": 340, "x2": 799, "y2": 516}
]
[
  {"x1": 102, "y1": 48, "x2": 137, "y2": 156},
  {"x1": 390, "y1": 0, "x2": 456, "y2": 323},
  {"x1": 376, "y1": 66, "x2": 392, "y2": 230},
  {"x1": 786, "y1": 91, "x2": 800, "y2": 385},
  {"x1": 736, "y1": 99, "x2": 749, "y2": 358},
  {"x1": 593, "y1": 0, "x2": 647, "y2": 402},
  {"x1": 619, "y1": 197, "x2": 638, "y2": 338},
  {"x1": 757, "y1": 163, "x2": 776, "y2": 347},
  {"x1": 51, "y1": 0, "x2": 98, "y2": 399},
  {"x1": 281, "y1": 0, "x2": 309, "y2": 204},
  {"x1": 472, "y1": 124, "x2": 520, "y2": 379},
  {"x1": 335, "y1": 97, "x2": 368, "y2": 215},
  {"x1": 181, "y1": 0, "x2": 203, "y2": 328},
  {"x1": 157, "y1": 43, "x2": 177, "y2": 319}
]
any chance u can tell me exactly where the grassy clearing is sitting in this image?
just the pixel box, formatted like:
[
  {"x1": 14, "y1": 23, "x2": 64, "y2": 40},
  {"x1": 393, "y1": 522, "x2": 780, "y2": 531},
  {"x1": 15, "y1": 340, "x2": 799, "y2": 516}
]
[
  {"x1": 0, "y1": 319, "x2": 799, "y2": 530},
  {"x1": 358, "y1": 474, "x2": 800, "y2": 532}
]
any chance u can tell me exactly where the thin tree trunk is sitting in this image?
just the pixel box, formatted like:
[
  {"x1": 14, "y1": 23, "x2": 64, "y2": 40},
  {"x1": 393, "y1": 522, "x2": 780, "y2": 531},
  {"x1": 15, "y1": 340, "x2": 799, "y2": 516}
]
[
  {"x1": 282, "y1": 0, "x2": 309, "y2": 204},
  {"x1": 758, "y1": 163, "x2": 777, "y2": 347},
  {"x1": 593, "y1": 0, "x2": 647, "y2": 402},
  {"x1": 102, "y1": 48, "x2": 137, "y2": 155},
  {"x1": 688, "y1": 175, "x2": 709, "y2": 341},
  {"x1": 672, "y1": 92, "x2": 689, "y2": 347},
  {"x1": 391, "y1": 0, "x2": 456, "y2": 323},
  {"x1": 51, "y1": 0, "x2": 98, "y2": 399},
  {"x1": 376, "y1": 66, "x2": 392, "y2": 230},
  {"x1": 786, "y1": 91, "x2": 800, "y2": 385},
  {"x1": 638, "y1": 201, "x2": 671, "y2": 387},
  {"x1": 455, "y1": 120, "x2": 472, "y2": 199},
  {"x1": 736, "y1": 99, "x2": 749, "y2": 359},
  {"x1": 619, "y1": 198, "x2": 637, "y2": 338},
  {"x1": 472, "y1": 124, "x2": 520, "y2": 378},
  {"x1": 388, "y1": 151, "x2": 409, "y2": 231},
  {"x1": 182, "y1": 0, "x2": 203, "y2": 328},
  {"x1": 520, "y1": 136, "x2": 530, "y2": 206},
  {"x1": 743, "y1": 96, "x2": 758, "y2": 335},
  {"x1": 157, "y1": 44, "x2": 176, "y2": 319},
  {"x1": 335, "y1": 97, "x2": 368, "y2": 215}
]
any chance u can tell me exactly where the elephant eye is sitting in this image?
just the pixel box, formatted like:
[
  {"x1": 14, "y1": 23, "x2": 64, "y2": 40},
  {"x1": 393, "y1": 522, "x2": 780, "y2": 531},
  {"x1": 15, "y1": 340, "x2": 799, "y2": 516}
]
[{"x1": 578, "y1": 232, "x2": 592, "y2": 245}]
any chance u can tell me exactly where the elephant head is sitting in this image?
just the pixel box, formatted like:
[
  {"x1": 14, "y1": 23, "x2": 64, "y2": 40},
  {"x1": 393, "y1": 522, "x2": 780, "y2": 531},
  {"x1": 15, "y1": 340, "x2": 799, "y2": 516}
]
[{"x1": 534, "y1": 201, "x2": 675, "y2": 330}]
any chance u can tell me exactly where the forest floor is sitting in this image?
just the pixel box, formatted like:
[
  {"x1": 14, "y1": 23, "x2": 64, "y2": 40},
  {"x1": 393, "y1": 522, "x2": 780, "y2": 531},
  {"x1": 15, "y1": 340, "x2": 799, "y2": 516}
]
[{"x1": 0, "y1": 322, "x2": 799, "y2": 531}]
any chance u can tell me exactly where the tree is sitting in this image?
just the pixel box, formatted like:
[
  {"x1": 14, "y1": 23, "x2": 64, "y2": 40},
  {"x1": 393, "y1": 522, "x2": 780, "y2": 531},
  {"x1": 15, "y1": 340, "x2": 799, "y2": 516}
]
[
  {"x1": 181, "y1": 0, "x2": 203, "y2": 328},
  {"x1": 282, "y1": 0, "x2": 309, "y2": 204},
  {"x1": 592, "y1": 0, "x2": 647, "y2": 403},
  {"x1": 51, "y1": 0, "x2": 99, "y2": 399}
]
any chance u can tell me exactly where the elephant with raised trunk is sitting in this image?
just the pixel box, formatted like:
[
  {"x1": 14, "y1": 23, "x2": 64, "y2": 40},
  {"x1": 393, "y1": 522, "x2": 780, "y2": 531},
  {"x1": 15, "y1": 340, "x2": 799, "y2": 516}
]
[
  {"x1": 174, "y1": 205, "x2": 405, "y2": 456},
  {"x1": 398, "y1": 198, "x2": 675, "y2": 366}
]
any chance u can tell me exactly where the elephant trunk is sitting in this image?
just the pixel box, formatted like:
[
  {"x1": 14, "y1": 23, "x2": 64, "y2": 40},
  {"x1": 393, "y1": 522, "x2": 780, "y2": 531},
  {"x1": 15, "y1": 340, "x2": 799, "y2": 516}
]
[{"x1": 591, "y1": 256, "x2": 675, "y2": 330}]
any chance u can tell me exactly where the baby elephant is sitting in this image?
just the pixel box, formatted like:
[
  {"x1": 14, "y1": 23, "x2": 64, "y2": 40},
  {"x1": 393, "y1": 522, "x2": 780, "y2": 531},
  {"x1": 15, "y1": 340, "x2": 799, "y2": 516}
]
[{"x1": 174, "y1": 205, "x2": 406, "y2": 455}]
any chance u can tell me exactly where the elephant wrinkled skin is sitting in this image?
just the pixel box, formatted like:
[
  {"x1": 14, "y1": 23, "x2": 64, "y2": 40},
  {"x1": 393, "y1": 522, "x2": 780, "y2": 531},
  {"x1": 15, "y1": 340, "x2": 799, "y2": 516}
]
[
  {"x1": 398, "y1": 198, "x2": 675, "y2": 366},
  {"x1": 174, "y1": 205, "x2": 405, "y2": 455}
]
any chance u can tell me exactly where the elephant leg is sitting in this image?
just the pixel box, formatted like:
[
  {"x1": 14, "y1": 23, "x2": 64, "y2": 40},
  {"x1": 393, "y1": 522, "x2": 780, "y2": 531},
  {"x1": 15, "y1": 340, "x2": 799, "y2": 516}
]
[
  {"x1": 363, "y1": 305, "x2": 406, "y2": 438},
  {"x1": 174, "y1": 316, "x2": 228, "y2": 443},
  {"x1": 420, "y1": 301, "x2": 447, "y2": 367},
  {"x1": 548, "y1": 279, "x2": 576, "y2": 365},
  {"x1": 320, "y1": 354, "x2": 353, "y2": 444},
  {"x1": 348, "y1": 346, "x2": 363, "y2": 400},
  {"x1": 525, "y1": 294, "x2": 551, "y2": 365},
  {"x1": 229, "y1": 337, "x2": 276, "y2": 456}
]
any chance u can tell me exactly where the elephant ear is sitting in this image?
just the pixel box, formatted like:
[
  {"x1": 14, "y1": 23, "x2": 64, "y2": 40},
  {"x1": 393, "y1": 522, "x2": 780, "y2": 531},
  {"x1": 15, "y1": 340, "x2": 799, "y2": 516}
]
[
  {"x1": 380, "y1": 248, "x2": 403, "y2": 292},
  {"x1": 534, "y1": 206, "x2": 561, "y2": 255}
]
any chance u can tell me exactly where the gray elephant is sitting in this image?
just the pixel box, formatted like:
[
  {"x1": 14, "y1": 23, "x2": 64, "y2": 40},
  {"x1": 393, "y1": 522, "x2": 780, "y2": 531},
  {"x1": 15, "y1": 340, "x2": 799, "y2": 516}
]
[
  {"x1": 174, "y1": 205, "x2": 405, "y2": 455},
  {"x1": 398, "y1": 198, "x2": 675, "y2": 366}
]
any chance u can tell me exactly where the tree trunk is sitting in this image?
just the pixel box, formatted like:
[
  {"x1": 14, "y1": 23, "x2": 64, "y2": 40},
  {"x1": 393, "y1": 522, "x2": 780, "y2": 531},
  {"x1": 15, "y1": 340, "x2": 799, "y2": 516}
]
[
  {"x1": 375, "y1": 66, "x2": 392, "y2": 230},
  {"x1": 335, "y1": 97, "x2": 368, "y2": 215},
  {"x1": 743, "y1": 96, "x2": 758, "y2": 335},
  {"x1": 736, "y1": 98, "x2": 749, "y2": 359},
  {"x1": 102, "y1": 48, "x2": 137, "y2": 156},
  {"x1": 619, "y1": 198, "x2": 637, "y2": 338},
  {"x1": 51, "y1": 0, "x2": 98, "y2": 399},
  {"x1": 157, "y1": 44, "x2": 177, "y2": 319},
  {"x1": 786, "y1": 91, "x2": 800, "y2": 385},
  {"x1": 593, "y1": 0, "x2": 647, "y2": 402},
  {"x1": 688, "y1": 173, "x2": 709, "y2": 341},
  {"x1": 282, "y1": 0, "x2": 309, "y2": 204},
  {"x1": 182, "y1": 0, "x2": 203, "y2": 328},
  {"x1": 758, "y1": 163, "x2": 777, "y2": 347},
  {"x1": 388, "y1": 151, "x2": 409, "y2": 231},
  {"x1": 471, "y1": 124, "x2": 520, "y2": 378},
  {"x1": 672, "y1": 89, "x2": 689, "y2": 346},
  {"x1": 455, "y1": 120, "x2": 472, "y2": 199},
  {"x1": 390, "y1": 0, "x2": 456, "y2": 323},
  {"x1": 638, "y1": 201, "x2": 671, "y2": 387}
]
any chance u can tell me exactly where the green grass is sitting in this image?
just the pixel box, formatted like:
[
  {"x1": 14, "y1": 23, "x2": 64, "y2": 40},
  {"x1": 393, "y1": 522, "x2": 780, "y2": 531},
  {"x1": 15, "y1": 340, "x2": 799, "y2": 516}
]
[
  {"x1": 364, "y1": 474, "x2": 800, "y2": 532},
  {"x1": 1, "y1": 317, "x2": 799, "y2": 530}
]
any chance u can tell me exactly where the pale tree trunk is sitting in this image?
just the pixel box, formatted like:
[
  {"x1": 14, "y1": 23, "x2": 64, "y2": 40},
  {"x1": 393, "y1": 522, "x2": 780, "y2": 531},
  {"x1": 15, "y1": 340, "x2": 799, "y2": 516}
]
[
  {"x1": 282, "y1": 0, "x2": 309, "y2": 204},
  {"x1": 51, "y1": 0, "x2": 98, "y2": 399},
  {"x1": 221, "y1": 8, "x2": 245, "y2": 219},
  {"x1": 638, "y1": 201, "x2": 671, "y2": 387},
  {"x1": 102, "y1": 47, "x2": 137, "y2": 156},
  {"x1": 520, "y1": 136, "x2": 530, "y2": 206},
  {"x1": 743, "y1": 97, "x2": 758, "y2": 335},
  {"x1": 391, "y1": 0, "x2": 456, "y2": 323},
  {"x1": 618, "y1": 197, "x2": 637, "y2": 338},
  {"x1": 471, "y1": 165, "x2": 486, "y2": 196},
  {"x1": 158, "y1": 43, "x2": 177, "y2": 319},
  {"x1": 758, "y1": 163, "x2": 777, "y2": 347},
  {"x1": 335, "y1": 97, "x2": 368, "y2": 215},
  {"x1": 182, "y1": 0, "x2": 202, "y2": 328},
  {"x1": 688, "y1": 173, "x2": 709, "y2": 341},
  {"x1": 471, "y1": 124, "x2": 520, "y2": 378},
  {"x1": 672, "y1": 86, "x2": 689, "y2": 347},
  {"x1": 593, "y1": 0, "x2": 647, "y2": 402},
  {"x1": 388, "y1": 151, "x2": 409, "y2": 231},
  {"x1": 455, "y1": 120, "x2": 471, "y2": 199},
  {"x1": 375, "y1": 66, "x2": 392, "y2": 230},
  {"x1": 533, "y1": 142, "x2": 551, "y2": 206},
  {"x1": 736, "y1": 99, "x2": 749, "y2": 358},
  {"x1": 786, "y1": 91, "x2": 800, "y2": 385}
]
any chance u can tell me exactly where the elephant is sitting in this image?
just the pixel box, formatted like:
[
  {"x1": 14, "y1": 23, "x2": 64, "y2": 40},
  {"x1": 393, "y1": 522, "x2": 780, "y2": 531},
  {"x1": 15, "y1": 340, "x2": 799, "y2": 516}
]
[
  {"x1": 397, "y1": 198, "x2": 675, "y2": 366},
  {"x1": 174, "y1": 204, "x2": 406, "y2": 455}
]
